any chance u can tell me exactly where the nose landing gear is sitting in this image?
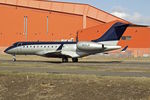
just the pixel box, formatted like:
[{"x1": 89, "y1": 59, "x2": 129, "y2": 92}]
[
  {"x1": 12, "y1": 54, "x2": 16, "y2": 62},
  {"x1": 62, "y1": 57, "x2": 68, "y2": 63}
]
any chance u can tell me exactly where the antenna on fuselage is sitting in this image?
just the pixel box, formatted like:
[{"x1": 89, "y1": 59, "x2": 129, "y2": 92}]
[{"x1": 76, "y1": 31, "x2": 79, "y2": 42}]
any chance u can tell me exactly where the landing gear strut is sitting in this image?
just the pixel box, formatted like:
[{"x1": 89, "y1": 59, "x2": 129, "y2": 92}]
[
  {"x1": 62, "y1": 57, "x2": 68, "y2": 63},
  {"x1": 12, "y1": 54, "x2": 16, "y2": 62},
  {"x1": 72, "y1": 58, "x2": 78, "y2": 62}
]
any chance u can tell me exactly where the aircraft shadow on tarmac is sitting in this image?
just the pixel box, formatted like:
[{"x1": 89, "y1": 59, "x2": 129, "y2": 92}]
[
  {"x1": 77, "y1": 61, "x2": 122, "y2": 64},
  {"x1": 4, "y1": 60, "x2": 122, "y2": 64}
]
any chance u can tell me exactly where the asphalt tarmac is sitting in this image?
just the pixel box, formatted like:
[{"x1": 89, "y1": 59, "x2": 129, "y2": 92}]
[{"x1": 0, "y1": 58, "x2": 150, "y2": 77}]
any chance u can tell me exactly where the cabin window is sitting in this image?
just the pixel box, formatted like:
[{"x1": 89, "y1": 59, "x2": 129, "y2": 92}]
[
  {"x1": 121, "y1": 36, "x2": 131, "y2": 40},
  {"x1": 44, "y1": 46, "x2": 46, "y2": 48}
]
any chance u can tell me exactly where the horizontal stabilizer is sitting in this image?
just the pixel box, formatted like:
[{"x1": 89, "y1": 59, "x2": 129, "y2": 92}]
[{"x1": 122, "y1": 46, "x2": 128, "y2": 52}]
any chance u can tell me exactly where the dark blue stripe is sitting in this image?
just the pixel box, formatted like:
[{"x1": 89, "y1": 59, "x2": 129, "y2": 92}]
[
  {"x1": 4, "y1": 42, "x2": 77, "y2": 53},
  {"x1": 13, "y1": 42, "x2": 77, "y2": 47}
]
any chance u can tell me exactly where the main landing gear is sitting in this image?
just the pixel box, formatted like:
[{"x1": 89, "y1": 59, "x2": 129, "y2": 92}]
[
  {"x1": 62, "y1": 57, "x2": 68, "y2": 63},
  {"x1": 72, "y1": 58, "x2": 78, "y2": 63},
  {"x1": 12, "y1": 54, "x2": 16, "y2": 62},
  {"x1": 62, "y1": 57, "x2": 78, "y2": 63}
]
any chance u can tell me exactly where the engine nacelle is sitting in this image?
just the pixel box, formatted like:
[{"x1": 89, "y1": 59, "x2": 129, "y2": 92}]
[{"x1": 77, "y1": 42, "x2": 104, "y2": 51}]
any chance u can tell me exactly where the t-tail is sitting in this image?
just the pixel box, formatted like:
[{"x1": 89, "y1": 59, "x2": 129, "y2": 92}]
[{"x1": 92, "y1": 22, "x2": 129, "y2": 46}]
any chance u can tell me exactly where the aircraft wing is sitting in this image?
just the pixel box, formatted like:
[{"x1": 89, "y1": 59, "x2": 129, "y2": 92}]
[{"x1": 36, "y1": 50, "x2": 61, "y2": 56}]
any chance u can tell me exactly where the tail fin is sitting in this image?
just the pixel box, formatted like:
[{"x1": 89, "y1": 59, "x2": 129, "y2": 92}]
[{"x1": 92, "y1": 22, "x2": 129, "y2": 44}]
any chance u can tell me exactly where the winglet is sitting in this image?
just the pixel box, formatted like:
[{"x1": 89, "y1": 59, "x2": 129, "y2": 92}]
[
  {"x1": 122, "y1": 46, "x2": 128, "y2": 52},
  {"x1": 57, "y1": 44, "x2": 64, "y2": 51}
]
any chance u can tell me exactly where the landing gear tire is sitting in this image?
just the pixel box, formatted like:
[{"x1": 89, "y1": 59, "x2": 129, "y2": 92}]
[
  {"x1": 62, "y1": 57, "x2": 68, "y2": 63},
  {"x1": 72, "y1": 58, "x2": 78, "y2": 63},
  {"x1": 13, "y1": 58, "x2": 16, "y2": 62}
]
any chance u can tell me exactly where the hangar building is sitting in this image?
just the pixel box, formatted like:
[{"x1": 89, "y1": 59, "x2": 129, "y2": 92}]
[{"x1": 0, "y1": 0, "x2": 150, "y2": 57}]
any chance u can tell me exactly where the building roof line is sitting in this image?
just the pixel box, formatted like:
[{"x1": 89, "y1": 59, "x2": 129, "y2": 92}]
[
  {"x1": 37, "y1": 0, "x2": 129, "y2": 23},
  {"x1": 36, "y1": 0, "x2": 89, "y2": 6},
  {"x1": 0, "y1": 0, "x2": 129, "y2": 23},
  {"x1": 87, "y1": 5, "x2": 129, "y2": 23}
]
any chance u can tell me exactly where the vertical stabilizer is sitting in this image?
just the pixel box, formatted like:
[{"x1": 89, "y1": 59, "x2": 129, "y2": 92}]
[{"x1": 92, "y1": 22, "x2": 129, "y2": 45}]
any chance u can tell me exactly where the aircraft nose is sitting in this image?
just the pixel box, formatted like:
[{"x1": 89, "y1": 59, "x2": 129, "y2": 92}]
[
  {"x1": 4, "y1": 46, "x2": 12, "y2": 54},
  {"x1": 4, "y1": 48, "x2": 8, "y2": 53}
]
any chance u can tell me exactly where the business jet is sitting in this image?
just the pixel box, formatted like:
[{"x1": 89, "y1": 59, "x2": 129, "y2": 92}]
[{"x1": 4, "y1": 22, "x2": 129, "y2": 63}]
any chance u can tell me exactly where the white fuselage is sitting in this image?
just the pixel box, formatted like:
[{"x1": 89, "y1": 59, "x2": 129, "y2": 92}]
[{"x1": 5, "y1": 41, "x2": 121, "y2": 58}]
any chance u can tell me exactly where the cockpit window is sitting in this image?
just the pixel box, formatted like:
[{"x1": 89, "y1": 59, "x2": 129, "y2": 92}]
[
  {"x1": 13, "y1": 42, "x2": 19, "y2": 46},
  {"x1": 13, "y1": 42, "x2": 23, "y2": 47},
  {"x1": 17, "y1": 43, "x2": 22, "y2": 46}
]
